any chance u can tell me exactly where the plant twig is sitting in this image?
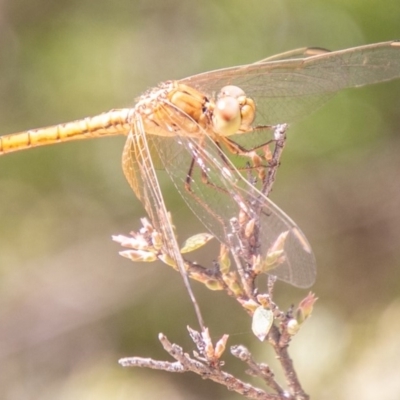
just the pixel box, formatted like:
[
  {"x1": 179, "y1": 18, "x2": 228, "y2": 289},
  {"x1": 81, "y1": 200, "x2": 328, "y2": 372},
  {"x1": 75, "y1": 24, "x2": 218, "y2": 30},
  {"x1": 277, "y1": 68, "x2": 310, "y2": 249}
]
[
  {"x1": 120, "y1": 333, "x2": 282, "y2": 400},
  {"x1": 117, "y1": 124, "x2": 316, "y2": 398}
]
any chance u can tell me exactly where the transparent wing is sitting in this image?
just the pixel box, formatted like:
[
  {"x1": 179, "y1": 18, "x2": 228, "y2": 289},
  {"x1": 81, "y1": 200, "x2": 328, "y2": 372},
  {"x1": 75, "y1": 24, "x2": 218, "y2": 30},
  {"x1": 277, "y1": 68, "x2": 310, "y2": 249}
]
[
  {"x1": 181, "y1": 41, "x2": 400, "y2": 125},
  {"x1": 122, "y1": 113, "x2": 205, "y2": 327},
  {"x1": 253, "y1": 46, "x2": 330, "y2": 63},
  {"x1": 122, "y1": 113, "x2": 181, "y2": 253},
  {"x1": 148, "y1": 102, "x2": 316, "y2": 288},
  {"x1": 122, "y1": 118, "x2": 161, "y2": 231}
]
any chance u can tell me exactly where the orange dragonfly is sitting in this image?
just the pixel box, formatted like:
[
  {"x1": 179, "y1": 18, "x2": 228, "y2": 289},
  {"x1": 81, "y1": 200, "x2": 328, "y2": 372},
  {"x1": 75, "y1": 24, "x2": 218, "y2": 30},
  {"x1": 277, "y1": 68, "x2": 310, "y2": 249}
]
[{"x1": 1, "y1": 41, "x2": 400, "y2": 290}]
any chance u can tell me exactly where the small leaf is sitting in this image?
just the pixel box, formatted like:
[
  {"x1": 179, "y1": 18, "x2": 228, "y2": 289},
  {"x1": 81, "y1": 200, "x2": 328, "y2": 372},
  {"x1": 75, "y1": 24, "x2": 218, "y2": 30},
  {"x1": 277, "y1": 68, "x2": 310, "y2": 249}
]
[
  {"x1": 158, "y1": 253, "x2": 177, "y2": 269},
  {"x1": 180, "y1": 233, "x2": 214, "y2": 253},
  {"x1": 218, "y1": 244, "x2": 231, "y2": 274},
  {"x1": 205, "y1": 279, "x2": 224, "y2": 291},
  {"x1": 252, "y1": 306, "x2": 273, "y2": 341}
]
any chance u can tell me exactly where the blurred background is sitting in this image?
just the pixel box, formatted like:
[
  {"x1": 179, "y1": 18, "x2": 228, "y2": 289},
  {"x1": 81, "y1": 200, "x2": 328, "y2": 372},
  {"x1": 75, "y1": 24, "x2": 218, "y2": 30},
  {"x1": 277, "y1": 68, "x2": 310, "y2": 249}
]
[{"x1": 0, "y1": 0, "x2": 400, "y2": 399}]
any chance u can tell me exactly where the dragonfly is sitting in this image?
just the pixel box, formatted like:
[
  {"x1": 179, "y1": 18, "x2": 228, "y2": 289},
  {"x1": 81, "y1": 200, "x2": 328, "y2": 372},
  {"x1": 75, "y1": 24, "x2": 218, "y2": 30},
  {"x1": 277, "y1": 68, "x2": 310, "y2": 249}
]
[{"x1": 1, "y1": 41, "x2": 400, "y2": 292}]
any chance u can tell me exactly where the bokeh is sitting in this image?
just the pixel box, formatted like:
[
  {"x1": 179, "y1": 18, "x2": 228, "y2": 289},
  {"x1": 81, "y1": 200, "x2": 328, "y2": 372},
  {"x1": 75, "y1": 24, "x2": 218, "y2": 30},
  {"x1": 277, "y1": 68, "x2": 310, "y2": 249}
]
[{"x1": 1, "y1": 1, "x2": 400, "y2": 399}]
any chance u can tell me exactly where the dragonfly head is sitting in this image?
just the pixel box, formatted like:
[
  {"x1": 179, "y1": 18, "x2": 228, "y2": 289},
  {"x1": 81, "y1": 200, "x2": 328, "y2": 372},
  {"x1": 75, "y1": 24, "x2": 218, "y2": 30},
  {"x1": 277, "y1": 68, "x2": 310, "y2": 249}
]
[{"x1": 212, "y1": 85, "x2": 256, "y2": 136}]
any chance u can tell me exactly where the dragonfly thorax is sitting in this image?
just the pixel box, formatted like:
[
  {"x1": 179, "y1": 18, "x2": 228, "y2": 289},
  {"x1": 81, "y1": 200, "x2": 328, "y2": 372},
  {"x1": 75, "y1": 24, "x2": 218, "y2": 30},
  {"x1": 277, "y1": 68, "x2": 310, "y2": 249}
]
[
  {"x1": 136, "y1": 82, "x2": 209, "y2": 138},
  {"x1": 136, "y1": 81, "x2": 256, "y2": 140}
]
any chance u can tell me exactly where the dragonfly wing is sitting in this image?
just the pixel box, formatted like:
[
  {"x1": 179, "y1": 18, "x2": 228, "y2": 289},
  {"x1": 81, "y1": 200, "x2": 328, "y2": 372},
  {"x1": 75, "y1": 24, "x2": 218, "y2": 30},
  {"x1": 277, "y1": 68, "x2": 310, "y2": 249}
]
[
  {"x1": 148, "y1": 102, "x2": 316, "y2": 288},
  {"x1": 123, "y1": 113, "x2": 206, "y2": 328},
  {"x1": 122, "y1": 121, "x2": 160, "y2": 229},
  {"x1": 122, "y1": 114, "x2": 172, "y2": 237},
  {"x1": 181, "y1": 41, "x2": 400, "y2": 125},
  {"x1": 254, "y1": 47, "x2": 330, "y2": 63}
]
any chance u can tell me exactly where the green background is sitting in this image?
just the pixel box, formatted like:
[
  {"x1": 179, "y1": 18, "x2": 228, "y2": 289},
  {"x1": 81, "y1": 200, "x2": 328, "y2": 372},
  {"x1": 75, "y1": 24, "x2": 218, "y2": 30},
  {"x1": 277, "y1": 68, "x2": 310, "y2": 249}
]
[{"x1": 1, "y1": 1, "x2": 400, "y2": 399}]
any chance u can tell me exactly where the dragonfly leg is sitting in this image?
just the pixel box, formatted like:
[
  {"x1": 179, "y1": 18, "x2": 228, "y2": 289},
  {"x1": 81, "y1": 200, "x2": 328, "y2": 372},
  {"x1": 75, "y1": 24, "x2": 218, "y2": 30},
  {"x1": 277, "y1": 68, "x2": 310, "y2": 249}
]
[{"x1": 184, "y1": 152, "x2": 230, "y2": 228}]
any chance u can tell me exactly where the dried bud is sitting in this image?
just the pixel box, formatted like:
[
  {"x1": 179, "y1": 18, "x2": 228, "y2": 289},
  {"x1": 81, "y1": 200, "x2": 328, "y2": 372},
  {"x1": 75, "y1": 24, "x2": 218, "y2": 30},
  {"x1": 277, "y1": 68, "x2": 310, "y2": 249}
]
[
  {"x1": 151, "y1": 231, "x2": 163, "y2": 251},
  {"x1": 244, "y1": 218, "x2": 256, "y2": 238},
  {"x1": 202, "y1": 328, "x2": 215, "y2": 360},
  {"x1": 256, "y1": 294, "x2": 271, "y2": 308},
  {"x1": 259, "y1": 231, "x2": 289, "y2": 272},
  {"x1": 214, "y1": 334, "x2": 229, "y2": 359},
  {"x1": 252, "y1": 254, "x2": 262, "y2": 273},
  {"x1": 223, "y1": 272, "x2": 243, "y2": 296},
  {"x1": 140, "y1": 217, "x2": 153, "y2": 231},
  {"x1": 238, "y1": 208, "x2": 248, "y2": 226},
  {"x1": 269, "y1": 230, "x2": 289, "y2": 253},
  {"x1": 113, "y1": 234, "x2": 148, "y2": 249},
  {"x1": 287, "y1": 318, "x2": 300, "y2": 336},
  {"x1": 239, "y1": 298, "x2": 259, "y2": 313},
  {"x1": 296, "y1": 292, "x2": 318, "y2": 324},
  {"x1": 119, "y1": 249, "x2": 157, "y2": 262}
]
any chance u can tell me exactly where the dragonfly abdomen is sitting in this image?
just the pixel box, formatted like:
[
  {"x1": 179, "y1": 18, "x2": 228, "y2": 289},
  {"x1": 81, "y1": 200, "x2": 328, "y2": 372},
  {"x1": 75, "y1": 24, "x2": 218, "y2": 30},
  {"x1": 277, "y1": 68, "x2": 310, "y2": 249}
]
[{"x1": 0, "y1": 109, "x2": 133, "y2": 155}]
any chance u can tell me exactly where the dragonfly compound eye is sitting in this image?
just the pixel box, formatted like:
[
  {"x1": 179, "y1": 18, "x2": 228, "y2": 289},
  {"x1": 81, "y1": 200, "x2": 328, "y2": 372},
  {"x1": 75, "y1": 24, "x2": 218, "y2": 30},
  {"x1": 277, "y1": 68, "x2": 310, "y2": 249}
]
[
  {"x1": 212, "y1": 95, "x2": 242, "y2": 136},
  {"x1": 218, "y1": 85, "x2": 245, "y2": 99}
]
